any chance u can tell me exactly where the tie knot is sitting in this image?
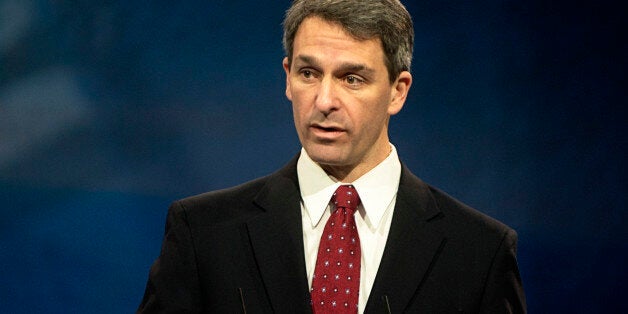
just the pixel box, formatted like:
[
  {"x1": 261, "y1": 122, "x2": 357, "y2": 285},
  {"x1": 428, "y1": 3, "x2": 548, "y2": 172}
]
[{"x1": 331, "y1": 185, "x2": 361, "y2": 214}]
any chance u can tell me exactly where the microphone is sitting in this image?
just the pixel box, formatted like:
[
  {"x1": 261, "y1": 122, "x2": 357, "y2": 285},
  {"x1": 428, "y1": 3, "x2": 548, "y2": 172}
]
[
  {"x1": 238, "y1": 287, "x2": 247, "y2": 314},
  {"x1": 383, "y1": 295, "x2": 392, "y2": 314}
]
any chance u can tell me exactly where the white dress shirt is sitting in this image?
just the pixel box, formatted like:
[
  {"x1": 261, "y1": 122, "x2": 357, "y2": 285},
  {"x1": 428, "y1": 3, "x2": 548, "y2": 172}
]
[{"x1": 297, "y1": 144, "x2": 401, "y2": 313}]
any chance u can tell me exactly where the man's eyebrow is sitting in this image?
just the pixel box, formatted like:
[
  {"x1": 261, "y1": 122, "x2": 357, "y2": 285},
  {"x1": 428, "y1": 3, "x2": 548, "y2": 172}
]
[
  {"x1": 294, "y1": 55, "x2": 375, "y2": 74},
  {"x1": 294, "y1": 55, "x2": 319, "y2": 67},
  {"x1": 336, "y1": 62, "x2": 375, "y2": 75}
]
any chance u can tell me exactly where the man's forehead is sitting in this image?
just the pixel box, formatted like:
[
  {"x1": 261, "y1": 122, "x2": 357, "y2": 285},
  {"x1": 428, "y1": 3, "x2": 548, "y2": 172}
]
[
  {"x1": 292, "y1": 17, "x2": 384, "y2": 56},
  {"x1": 296, "y1": 15, "x2": 381, "y2": 44}
]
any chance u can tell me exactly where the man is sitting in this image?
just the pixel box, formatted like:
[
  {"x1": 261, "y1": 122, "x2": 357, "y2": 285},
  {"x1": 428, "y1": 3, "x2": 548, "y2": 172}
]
[{"x1": 137, "y1": 0, "x2": 526, "y2": 313}]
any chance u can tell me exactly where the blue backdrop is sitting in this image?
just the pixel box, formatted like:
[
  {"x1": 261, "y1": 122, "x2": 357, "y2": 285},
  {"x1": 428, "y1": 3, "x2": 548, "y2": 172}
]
[{"x1": 1, "y1": 0, "x2": 626, "y2": 312}]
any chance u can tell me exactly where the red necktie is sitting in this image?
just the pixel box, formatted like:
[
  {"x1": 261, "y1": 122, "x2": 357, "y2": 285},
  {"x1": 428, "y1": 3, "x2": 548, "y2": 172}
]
[{"x1": 311, "y1": 185, "x2": 361, "y2": 313}]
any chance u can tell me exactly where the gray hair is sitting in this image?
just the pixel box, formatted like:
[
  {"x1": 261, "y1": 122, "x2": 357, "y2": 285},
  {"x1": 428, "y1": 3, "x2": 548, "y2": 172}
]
[{"x1": 282, "y1": 0, "x2": 414, "y2": 83}]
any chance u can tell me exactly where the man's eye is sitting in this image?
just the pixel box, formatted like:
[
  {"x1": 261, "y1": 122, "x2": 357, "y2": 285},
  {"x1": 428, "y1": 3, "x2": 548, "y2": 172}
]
[
  {"x1": 345, "y1": 75, "x2": 364, "y2": 85},
  {"x1": 301, "y1": 70, "x2": 313, "y2": 78}
]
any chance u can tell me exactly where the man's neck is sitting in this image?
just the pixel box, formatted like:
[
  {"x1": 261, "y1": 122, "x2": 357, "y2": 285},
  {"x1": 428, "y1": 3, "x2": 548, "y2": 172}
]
[{"x1": 317, "y1": 146, "x2": 394, "y2": 183}]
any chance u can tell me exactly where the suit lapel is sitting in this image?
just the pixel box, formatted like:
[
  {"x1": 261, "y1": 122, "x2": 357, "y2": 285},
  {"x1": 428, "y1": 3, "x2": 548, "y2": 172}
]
[
  {"x1": 365, "y1": 165, "x2": 446, "y2": 313},
  {"x1": 245, "y1": 157, "x2": 312, "y2": 313}
]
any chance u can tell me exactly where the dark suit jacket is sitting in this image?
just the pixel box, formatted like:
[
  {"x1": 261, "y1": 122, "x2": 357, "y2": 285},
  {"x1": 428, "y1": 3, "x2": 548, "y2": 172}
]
[{"x1": 138, "y1": 156, "x2": 526, "y2": 313}]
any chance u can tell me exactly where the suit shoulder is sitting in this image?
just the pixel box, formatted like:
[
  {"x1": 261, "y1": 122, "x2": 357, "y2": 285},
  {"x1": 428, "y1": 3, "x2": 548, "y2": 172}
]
[
  {"x1": 170, "y1": 175, "x2": 271, "y2": 223},
  {"x1": 400, "y1": 165, "x2": 513, "y2": 237},
  {"x1": 168, "y1": 156, "x2": 299, "y2": 224},
  {"x1": 427, "y1": 184, "x2": 515, "y2": 238},
  {"x1": 182, "y1": 176, "x2": 268, "y2": 206}
]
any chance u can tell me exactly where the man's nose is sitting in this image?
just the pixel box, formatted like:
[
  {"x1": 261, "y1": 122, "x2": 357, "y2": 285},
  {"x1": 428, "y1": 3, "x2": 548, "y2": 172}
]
[{"x1": 314, "y1": 77, "x2": 338, "y2": 115}]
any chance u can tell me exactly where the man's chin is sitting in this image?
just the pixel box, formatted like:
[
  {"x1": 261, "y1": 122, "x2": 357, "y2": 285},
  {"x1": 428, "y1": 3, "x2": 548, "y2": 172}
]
[{"x1": 303, "y1": 146, "x2": 348, "y2": 167}]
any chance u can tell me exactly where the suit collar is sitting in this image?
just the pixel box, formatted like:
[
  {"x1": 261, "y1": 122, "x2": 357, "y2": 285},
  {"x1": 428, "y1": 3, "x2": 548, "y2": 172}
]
[
  {"x1": 365, "y1": 163, "x2": 446, "y2": 313},
  {"x1": 246, "y1": 154, "x2": 313, "y2": 312}
]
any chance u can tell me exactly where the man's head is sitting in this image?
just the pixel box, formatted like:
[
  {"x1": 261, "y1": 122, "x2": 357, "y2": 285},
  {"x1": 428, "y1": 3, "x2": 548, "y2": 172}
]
[
  {"x1": 282, "y1": 0, "x2": 414, "y2": 182},
  {"x1": 283, "y1": 0, "x2": 414, "y2": 83}
]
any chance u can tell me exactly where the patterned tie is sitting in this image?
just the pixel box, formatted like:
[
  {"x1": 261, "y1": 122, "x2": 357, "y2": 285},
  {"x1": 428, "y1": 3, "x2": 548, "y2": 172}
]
[{"x1": 311, "y1": 185, "x2": 361, "y2": 313}]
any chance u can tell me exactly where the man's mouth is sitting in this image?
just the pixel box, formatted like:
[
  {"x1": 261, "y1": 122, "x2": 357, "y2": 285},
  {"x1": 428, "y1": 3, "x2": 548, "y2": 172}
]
[
  {"x1": 310, "y1": 123, "x2": 346, "y2": 139},
  {"x1": 315, "y1": 125, "x2": 342, "y2": 132}
]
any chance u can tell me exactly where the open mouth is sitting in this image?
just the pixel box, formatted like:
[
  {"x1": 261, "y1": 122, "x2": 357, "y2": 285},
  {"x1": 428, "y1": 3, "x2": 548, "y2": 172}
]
[
  {"x1": 316, "y1": 125, "x2": 342, "y2": 132},
  {"x1": 310, "y1": 124, "x2": 345, "y2": 139}
]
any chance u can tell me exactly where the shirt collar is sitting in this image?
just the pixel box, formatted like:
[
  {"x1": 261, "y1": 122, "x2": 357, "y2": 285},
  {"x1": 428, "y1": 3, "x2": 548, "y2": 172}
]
[{"x1": 297, "y1": 144, "x2": 401, "y2": 229}]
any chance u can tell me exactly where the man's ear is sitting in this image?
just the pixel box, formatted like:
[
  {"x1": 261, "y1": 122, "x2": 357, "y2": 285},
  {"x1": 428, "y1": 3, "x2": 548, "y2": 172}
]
[
  {"x1": 283, "y1": 57, "x2": 292, "y2": 101},
  {"x1": 388, "y1": 71, "x2": 412, "y2": 115}
]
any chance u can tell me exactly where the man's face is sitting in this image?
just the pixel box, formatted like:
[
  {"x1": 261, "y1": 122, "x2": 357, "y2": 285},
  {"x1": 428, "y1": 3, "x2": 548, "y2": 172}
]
[{"x1": 283, "y1": 16, "x2": 411, "y2": 181}]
